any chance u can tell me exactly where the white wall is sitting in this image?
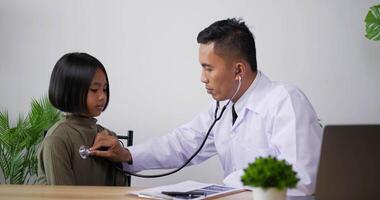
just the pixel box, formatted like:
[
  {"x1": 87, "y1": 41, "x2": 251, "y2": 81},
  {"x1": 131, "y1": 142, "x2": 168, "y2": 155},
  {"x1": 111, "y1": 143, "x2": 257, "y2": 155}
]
[{"x1": 1, "y1": 0, "x2": 379, "y2": 187}]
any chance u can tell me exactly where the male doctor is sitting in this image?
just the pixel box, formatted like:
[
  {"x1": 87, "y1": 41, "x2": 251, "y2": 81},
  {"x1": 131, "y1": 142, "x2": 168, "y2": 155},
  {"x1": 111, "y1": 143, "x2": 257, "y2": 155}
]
[{"x1": 90, "y1": 18, "x2": 322, "y2": 196}]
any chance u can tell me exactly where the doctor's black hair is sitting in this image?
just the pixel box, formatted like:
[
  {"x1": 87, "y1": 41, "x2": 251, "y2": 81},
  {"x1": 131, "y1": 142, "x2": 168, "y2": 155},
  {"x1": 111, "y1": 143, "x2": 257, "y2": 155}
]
[
  {"x1": 197, "y1": 18, "x2": 257, "y2": 72},
  {"x1": 49, "y1": 52, "x2": 110, "y2": 114}
]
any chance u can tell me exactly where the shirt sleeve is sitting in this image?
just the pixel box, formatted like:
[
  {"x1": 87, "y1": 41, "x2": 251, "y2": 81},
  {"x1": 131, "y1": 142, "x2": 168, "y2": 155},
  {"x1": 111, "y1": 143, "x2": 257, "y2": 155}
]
[
  {"x1": 38, "y1": 135, "x2": 75, "y2": 185},
  {"x1": 270, "y1": 86, "x2": 323, "y2": 196},
  {"x1": 123, "y1": 104, "x2": 218, "y2": 172}
]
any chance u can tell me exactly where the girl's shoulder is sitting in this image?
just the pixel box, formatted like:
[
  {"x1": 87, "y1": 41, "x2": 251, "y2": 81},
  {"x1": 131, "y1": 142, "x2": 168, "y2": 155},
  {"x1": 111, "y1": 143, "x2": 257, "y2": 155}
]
[
  {"x1": 45, "y1": 118, "x2": 79, "y2": 138},
  {"x1": 96, "y1": 124, "x2": 117, "y2": 137},
  {"x1": 40, "y1": 120, "x2": 74, "y2": 150}
]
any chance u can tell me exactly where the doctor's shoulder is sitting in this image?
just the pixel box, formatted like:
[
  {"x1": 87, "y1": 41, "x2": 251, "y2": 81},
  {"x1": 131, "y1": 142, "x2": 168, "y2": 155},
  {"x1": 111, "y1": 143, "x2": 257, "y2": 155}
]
[
  {"x1": 264, "y1": 82, "x2": 311, "y2": 108},
  {"x1": 265, "y1": 82, "x2": 317, "y2": 116}
]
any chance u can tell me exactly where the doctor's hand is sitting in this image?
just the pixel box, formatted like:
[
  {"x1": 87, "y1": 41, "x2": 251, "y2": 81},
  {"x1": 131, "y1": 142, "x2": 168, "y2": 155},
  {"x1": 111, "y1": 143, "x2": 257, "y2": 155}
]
[{"x1": 89, "y1": 130, "x2": 132, "y2": 163}]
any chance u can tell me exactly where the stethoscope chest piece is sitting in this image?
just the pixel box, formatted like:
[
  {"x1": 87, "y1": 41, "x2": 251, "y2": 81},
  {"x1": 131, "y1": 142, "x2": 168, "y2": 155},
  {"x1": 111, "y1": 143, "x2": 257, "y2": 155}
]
[{"x1": 79, "y1": 145, "x2": 90, "y2": 159}]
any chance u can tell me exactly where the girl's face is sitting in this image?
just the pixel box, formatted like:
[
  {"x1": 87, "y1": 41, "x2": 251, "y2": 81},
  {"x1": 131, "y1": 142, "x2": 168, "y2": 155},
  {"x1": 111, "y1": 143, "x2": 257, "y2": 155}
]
[{"x1": 86, "y1": 68, "x2": 108, "y2": 117}]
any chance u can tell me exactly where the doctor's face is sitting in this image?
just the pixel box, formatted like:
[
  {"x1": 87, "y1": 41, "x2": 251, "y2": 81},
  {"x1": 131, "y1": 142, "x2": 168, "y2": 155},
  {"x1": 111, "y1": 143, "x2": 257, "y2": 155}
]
[{"x1": 199, "y1": 42, "x2": 237, "y2": 101}]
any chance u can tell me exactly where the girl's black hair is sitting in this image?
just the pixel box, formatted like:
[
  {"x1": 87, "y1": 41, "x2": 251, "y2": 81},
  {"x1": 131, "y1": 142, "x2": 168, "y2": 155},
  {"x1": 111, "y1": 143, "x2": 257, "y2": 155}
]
[{"x1": 49, "y1": 52, "x2": 110, "y2": 114}]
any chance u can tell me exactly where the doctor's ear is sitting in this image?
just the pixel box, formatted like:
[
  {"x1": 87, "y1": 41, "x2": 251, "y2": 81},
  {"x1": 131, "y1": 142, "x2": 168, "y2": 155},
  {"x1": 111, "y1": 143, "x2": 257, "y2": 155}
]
[{"x1": 234, "y1": 62, "x2": 245, "y2": 80}]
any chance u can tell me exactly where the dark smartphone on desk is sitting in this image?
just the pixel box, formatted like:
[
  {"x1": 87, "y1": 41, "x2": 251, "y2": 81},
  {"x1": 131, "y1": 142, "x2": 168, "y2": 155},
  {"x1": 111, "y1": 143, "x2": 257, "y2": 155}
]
[{"x1": 161, "y1": 191, "x2": 205, "y2": 199}]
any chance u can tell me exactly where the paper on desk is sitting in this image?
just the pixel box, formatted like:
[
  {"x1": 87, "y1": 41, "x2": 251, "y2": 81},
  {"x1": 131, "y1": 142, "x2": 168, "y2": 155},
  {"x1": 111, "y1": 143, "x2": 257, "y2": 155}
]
[{"x1": 127, "y1": 180, "x2": 246, "y2": 200}]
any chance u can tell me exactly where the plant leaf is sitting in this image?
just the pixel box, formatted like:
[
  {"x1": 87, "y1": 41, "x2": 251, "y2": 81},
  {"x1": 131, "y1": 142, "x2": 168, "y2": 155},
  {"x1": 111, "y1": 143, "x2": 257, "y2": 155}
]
[
  {"x1": 241, "y1": 156, "x2": 299, "y2": 189},
  {"x1": 0, "y1": 95, "x2": 61, "y2": 184},
  {"x1": 365, "y1": 4, "x2": 380, "y2": 41}
]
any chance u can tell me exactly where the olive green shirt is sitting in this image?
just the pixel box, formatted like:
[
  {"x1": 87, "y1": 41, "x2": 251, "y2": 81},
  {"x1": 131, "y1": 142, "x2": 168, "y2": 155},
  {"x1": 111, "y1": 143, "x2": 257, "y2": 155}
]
[{"x1": 37, "y1": 114, "x2": 126, "y2": 186}]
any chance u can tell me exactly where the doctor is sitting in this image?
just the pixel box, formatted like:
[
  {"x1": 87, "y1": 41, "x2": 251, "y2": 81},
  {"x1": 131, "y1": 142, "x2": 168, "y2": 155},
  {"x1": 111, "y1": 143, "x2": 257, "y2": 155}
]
[{"x1": 90, "y1": 18, "x2": 322, "y2": 196}]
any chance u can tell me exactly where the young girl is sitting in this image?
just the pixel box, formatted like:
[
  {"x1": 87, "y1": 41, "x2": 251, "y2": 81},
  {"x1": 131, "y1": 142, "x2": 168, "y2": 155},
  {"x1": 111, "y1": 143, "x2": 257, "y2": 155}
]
[{"x1": 37, "y1": 52, "x2": 126, "y2": 186}]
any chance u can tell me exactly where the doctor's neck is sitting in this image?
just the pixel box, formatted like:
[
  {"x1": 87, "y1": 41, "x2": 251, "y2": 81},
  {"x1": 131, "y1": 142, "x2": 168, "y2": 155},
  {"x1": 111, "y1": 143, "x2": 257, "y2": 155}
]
[{"x1": 231, "y1": 71, "x2": 256, "y2": 103}]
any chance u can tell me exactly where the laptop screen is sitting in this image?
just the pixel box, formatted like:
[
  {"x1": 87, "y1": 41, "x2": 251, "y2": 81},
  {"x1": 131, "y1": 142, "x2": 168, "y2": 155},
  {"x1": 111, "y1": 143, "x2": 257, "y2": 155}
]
[{"x1": 315, "y1": 125, "x2": 380, "y2": 200}]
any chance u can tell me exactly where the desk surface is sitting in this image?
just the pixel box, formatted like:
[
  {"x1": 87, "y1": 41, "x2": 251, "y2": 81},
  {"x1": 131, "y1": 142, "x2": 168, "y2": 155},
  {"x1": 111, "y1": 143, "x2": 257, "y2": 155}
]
[{"x1": 0, "y1": 184, "x2": 251, "y2": 200}]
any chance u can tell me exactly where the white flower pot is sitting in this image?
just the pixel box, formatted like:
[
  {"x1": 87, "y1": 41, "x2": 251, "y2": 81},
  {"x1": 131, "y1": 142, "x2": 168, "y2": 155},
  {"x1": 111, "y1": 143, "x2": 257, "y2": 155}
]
[{"x1": 253, "y1": 187, "x2": 286, "y2": 200}]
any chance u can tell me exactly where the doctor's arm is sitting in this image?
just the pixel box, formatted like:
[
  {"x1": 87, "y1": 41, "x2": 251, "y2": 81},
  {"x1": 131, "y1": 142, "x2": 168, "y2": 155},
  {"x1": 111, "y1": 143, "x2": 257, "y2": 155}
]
[
  {"x1": 89, "y1": 130, "x2": 132, "y2": 163},
  {"x1": 90, "y1": 106, "x2": 218, "y2": 172},
  {"x1": 269, "y1": 87, "x2": 322, "y2": 196},
  {"x1": 123, "y1": 108, "x2": 218, "y2": 172}
]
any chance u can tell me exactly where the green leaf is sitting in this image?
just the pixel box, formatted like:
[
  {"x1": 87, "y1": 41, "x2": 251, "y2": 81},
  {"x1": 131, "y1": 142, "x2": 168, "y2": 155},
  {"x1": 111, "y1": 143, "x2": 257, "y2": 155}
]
[
  {"x1": 0, "y1": 95, "x2": 61, "y2": 184},
  {"x1": 365, "y1": 4, "x2": 380, "y2": 41},
  {"x1": 241, "y1": 156, "x2": 299, "y2": 189}
]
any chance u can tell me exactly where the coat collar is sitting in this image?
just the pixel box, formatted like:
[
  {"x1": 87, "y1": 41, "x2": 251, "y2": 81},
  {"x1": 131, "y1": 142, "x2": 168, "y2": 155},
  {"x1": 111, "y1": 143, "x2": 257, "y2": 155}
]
[
  {"x1": 64, "y1": 114, "x2": 97, "y2": 127},
  {"x1": 234, "y1": 70, "x2": 273, "y2": 115}
]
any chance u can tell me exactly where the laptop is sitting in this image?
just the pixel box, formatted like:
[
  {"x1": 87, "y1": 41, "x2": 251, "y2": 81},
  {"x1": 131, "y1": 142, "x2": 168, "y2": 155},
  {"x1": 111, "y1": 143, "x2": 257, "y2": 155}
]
[{"x1": 315, "y1": 125, "x2": 380, "y2": 200}]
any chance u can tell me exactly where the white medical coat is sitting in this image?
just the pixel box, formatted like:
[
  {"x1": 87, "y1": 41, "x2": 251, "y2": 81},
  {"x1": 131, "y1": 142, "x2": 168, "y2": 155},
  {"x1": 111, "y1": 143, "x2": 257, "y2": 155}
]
[{"x1": 124, "y1": 71, "x2": 322, "y2": 196}]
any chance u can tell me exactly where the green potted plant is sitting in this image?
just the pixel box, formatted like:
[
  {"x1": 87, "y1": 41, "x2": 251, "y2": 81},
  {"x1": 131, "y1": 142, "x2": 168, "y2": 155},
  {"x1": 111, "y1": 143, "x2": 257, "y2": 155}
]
[
  {"x1": 365, "y1": 4, "x2": 380, "y2": 41},
  {"x1": 241, "y1": 156, "x2": 299, "y2": 200},
  {"x1": 0, "y1": 96, "x2": 61, "y2": 184}
]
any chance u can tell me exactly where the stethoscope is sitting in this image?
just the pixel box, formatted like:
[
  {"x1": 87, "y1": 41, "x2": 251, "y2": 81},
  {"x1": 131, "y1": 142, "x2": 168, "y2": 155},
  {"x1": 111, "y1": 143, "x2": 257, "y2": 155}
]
[{"x1": 79, "y1": 76, "x2": 242, "y2": 178}]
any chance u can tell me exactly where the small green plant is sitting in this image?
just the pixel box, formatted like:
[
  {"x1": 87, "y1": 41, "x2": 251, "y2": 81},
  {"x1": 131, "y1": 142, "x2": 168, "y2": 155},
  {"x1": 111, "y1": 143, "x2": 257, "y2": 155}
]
[
  {"x1": 0, "y1": 96, "x2": 61, "y2": 184},
  {"x1": 365, "y1": 4, "x2": 380, "y2": 41},
  {"x1": 241, "y1": 156, "x2": 299, "y2": 190}
]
